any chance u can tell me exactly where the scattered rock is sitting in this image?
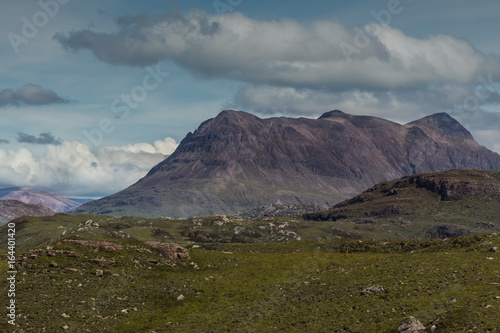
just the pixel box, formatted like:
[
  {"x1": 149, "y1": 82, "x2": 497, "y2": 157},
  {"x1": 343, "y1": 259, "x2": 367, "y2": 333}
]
[
  {"x1": 489, "y1": 247, "x2": 498, "y2": 253},
  {"x1": 63, "y1": 239, "x2": 122, "y2": 251},
  {"x1": 75, "y1": 219, "x2": 100, "y2": 232},
  {"x1": 62, "y1": 325, "x2": 69, "y2": 330},
  {"x1": 361, "y1": 285, "x2": 387, "y2": 295},
  {"x1": 486, "y1": 257, "x2": 495, "y2": 260},
  {"x1": 213, "y1": 215, "x2": 230, "y2": 226},
  {"x1": 91, "y1": 258, "x2": 116, "y2": 266},
  {"x1": 145, "y1": 242, "x2": 190, "y2": 260},
  {"x1": 61, "y1": 313, "x2": 70, "y2": 318},
  {"x1": 192, "y1": 245, "x2": 202, "y2": 249},
  {"x1": 476, "y1": 222, "x2": 497, "y2": 229},
  {"x1": 49, "y1": 261, "x2": 58, "y2": 268},
  {"x1": 96, "y1": 270, "x2": 103, "y2": 277},
  {"x1": 66, "y1": 251, "x2": 83, "y2": 258},
  {"x1": 398, "y1": 316, "x2": 426, "y2": 333},
  {"x1": 448, "y1": 297, "x2": 457, "y2": 304},
  {"x1": 177, "y1": 295, "x2": 185, "y2": 301},
  {"x1": 136, "y1": 248, "x2": 152, "y2": 254},
  {"x1": 480, "y1": 241, "x2": 493, "y2": 247}
]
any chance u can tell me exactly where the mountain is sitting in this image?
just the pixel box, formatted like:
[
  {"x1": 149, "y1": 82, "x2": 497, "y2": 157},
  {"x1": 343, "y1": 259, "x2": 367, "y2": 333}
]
[
  {"x1": 0, "y1": 187, "x2": 81, "y2": 212},
  {"x1": 0, "y1": 200, "x2": 54, "y2": 225},
  {"x1": 73, "y1": 110, "x2": 500, "y2": 218},
  {"x1": 303, "y1": 169, "x2": 500, "y2": 239}
]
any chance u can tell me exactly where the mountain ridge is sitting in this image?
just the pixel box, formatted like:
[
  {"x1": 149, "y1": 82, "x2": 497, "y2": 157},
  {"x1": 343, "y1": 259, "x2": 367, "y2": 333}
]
[
  {"x1": 0, "y1": 187, "x2": 81, "y2": 212},
  {"x1": 0, "y1": 200, "x2": 54, "y2": 225},
  {"x1": 73, "y1": 110, "x2": 500, "y2": 218}
]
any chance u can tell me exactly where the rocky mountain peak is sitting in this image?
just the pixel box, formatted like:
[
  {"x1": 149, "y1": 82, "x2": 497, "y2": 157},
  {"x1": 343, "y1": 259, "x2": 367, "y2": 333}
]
[
  {"x1": 406, "y1": 112, "x2": 473, "y2": 139},
  {"x1": 318, "y1": 110, "x2": 347, "y2": 119}
]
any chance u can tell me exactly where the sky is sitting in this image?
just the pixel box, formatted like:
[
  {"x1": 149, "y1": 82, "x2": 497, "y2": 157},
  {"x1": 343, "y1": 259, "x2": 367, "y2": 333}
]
[{"x1": 1, "y1": 0, "x2": 500, "y2": 198}]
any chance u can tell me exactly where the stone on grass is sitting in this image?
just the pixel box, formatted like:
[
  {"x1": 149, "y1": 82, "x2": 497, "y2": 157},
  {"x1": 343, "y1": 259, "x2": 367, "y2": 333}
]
[
  {"x1": 361, "y1": 285, "x2": 387, "y2": 295},
  {"x1": 398, "y1": 316, "x2": 426, "y2": 333}
]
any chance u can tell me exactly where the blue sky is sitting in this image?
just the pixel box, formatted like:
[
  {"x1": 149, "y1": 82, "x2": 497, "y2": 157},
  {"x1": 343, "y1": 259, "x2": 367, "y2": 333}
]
[{"x1": 1, "y1": 0, "x2": 500, "y2": 197}]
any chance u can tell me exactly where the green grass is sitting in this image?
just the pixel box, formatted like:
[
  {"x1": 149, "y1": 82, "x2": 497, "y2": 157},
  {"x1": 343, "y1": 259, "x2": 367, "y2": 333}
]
[{"x1": 1, "y1": 234, "x2": 499, "y2": 332}]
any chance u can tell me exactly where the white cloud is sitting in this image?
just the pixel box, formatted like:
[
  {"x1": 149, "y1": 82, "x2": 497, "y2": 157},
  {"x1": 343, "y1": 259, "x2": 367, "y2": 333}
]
[
  {"x1": 55, "y1": 11, "x2": 500, "y2": 90},
  {"x1": 0, "y1": 137, "x2": 178, "y2": 197},
  {"x1": 235, "y1": 84, "x2": 443, "y2": 121}
]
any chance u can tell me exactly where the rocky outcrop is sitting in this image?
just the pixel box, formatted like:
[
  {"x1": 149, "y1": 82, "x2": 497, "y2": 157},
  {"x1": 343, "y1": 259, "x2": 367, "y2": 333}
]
[
  {"x1": 361, "y1": 285, "x2": 387, "y2": 295},
  {"x1": 397, "y1": 316, "x2": 426, "y2": 333},
  {"x1": 63, "y1": 239, "x2": 122, "y2": 251},
  {"x1": 73, "y1": 110, "x2": 500, "y2": 218},
  {"x1": 145, "y1": 242, "x2": 190, "y2": 260}
]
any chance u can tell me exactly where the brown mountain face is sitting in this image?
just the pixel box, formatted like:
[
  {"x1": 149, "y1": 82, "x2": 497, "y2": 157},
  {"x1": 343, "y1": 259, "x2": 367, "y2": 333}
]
[
  {"x1": 73, "y1": 110, "x2": 500, "y2": 218},
  {"x1": 0, "y1": 200, "x2": 54, "y2": 225}
]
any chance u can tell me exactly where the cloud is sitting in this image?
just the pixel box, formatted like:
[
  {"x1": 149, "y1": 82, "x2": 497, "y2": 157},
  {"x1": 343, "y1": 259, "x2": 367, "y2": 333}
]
[
  {"x1": 0, "y1": 84, "x2": 69, "y2": 107},
  {"x1": 53, "y1": 9, "x2": 500, "y2": 153},
  {"x1": 55, "y1": 10, "x2": 500, "y2": 90},
  {"x1": 0, "y1": 137, "x2": 178, "y2": 197},
  {"x1": 233, "y1": 84, "x2": 500, "y2": 153},
  {"x1": 17, "y1": 132, "x2": 62, "y2": 145},
  {"x1": 234, "y1": 84, "x2": 469, "y2": 119},
  {"x1": 0, "y1": 139, "x2": 9, "y2": 144}
]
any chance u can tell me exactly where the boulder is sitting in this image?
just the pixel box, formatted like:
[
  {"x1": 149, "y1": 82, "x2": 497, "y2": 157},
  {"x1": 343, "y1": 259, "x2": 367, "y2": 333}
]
[
  {"x1": 398, "y1": 316, "x2": 426, "y2": 333},
  {"x1": 145, "y1": 242, "x2": 190, "y2": 260},
  {"x1": 361, "y1": 285, "x2": 387, "y2": 295}
]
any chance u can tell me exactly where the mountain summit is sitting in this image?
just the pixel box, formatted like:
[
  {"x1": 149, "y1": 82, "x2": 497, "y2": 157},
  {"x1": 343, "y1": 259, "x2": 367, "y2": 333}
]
[{"x1": 73, "y1": 110, "x2": 500, "y2": 218}]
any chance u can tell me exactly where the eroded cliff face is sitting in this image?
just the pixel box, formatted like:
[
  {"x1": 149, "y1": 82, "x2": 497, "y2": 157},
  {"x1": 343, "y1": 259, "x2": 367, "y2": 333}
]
[{"x1": 73, "y1": 110, "x2": 500, "y2": 218}]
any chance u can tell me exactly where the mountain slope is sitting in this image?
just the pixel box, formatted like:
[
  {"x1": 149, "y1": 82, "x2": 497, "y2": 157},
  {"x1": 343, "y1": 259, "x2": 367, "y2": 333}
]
[
  {"x1": 0, "y1": 200, "x2": 54, "y2": 225},
  {"x1": 0, "y1": 187, "x2": 81, "y2": 212},
  {"x1": 303, "y1": 169, "x2": 500, "y2": 239},
  {"x1": 73, "y1": 110, "x2": 500, "y2": 218}
]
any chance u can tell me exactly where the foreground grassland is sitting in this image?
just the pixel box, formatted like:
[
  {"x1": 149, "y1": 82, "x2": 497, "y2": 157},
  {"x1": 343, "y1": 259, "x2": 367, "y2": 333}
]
[{"x1": 1, "y1": 234, "x2": 499, "y2": 332}]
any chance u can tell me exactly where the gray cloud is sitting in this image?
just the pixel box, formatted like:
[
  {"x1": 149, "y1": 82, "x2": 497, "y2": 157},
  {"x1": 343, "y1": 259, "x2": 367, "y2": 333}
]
[
  {"x1": 0, "y1": 84, "x2": 68, "y2": 107},
  {"x1": 17, "y1": 132, "x2": 62, "y2": 145},
  {"x1": 55, "y1": 10, "x2": 500, "y2": 91},
  {"x1": 0, "y1": 139, "x2": 9, "y2": 144}
]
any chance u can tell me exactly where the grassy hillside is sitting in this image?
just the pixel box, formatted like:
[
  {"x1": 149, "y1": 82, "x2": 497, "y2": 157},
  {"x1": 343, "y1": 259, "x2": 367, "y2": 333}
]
[
  {"x1": 304, "y1": 169, "x2": 500, "y2": 239},
  {"x1": 1, "y1": 234, "x2": 499, "y2": 332}
]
